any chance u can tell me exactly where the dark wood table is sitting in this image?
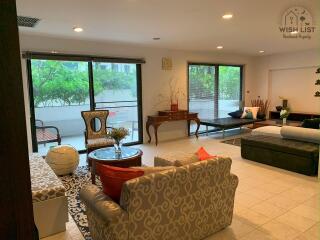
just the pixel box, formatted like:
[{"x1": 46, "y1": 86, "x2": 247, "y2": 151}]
[
  {"x1": 146, "y1": 110, "x2": 200, "y2": 145},
  {"x1": 88, "y1": 146, "x2": 142, "y2": 184},
  {"x1": 253, "y1": 119, "x2": 302, "y2": 128}
]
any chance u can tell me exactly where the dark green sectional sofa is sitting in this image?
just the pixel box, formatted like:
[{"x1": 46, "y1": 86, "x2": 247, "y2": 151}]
[{"x1": 241, "y1": 135, "x2": 319, "y2": 176}]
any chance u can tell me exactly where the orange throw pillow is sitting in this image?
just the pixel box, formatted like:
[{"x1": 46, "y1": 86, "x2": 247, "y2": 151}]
[
  {"x1": 97, "y1": 164, "x2": 144, "y2": 202},
  {"x1": 196, "y1": 147, "x2": 216, "y2": 161}
]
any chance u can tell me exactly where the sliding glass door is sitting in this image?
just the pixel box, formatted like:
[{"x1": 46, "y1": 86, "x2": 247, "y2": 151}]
[
  {"x1": 188, "y1": 64, "x2": 216, "y2": 132},
  {"x1": 218, "y1": 66, "x2": 242, "y2": 117},
  {"x1": 93, "y1": 62, "x2": 141, "y2": 143},
  {"x1": 188, "y1": 63, "x2": 243, "y2": 133},
  {"x1": 28, "y1": 57, "x2": 143, "y2": 154},
  {"x1": 30, "y1": 59, "x2": 90, "y2": 155}
]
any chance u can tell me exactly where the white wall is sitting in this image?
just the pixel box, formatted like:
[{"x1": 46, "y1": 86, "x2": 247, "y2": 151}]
[
  {"x1": 19, "y1": 33, "x2": 255, "y2": 152},
  {"x1": 252, "y1": 49, "x2": 320, "y2": 114}
]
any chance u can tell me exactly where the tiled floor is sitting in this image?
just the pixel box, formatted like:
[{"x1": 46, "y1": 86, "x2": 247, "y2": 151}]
[{"x1": 43, "y1": 129, "x2": 319, "y2": 240}]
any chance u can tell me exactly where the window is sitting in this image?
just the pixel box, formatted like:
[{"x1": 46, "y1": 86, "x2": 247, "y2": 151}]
[
  {"x1": 26, "y1": 54, "x2": 143, "y2": 154},
  {"x1": 188, "y1": 63, "x2": 243, "y2": 132},
  {"x1": 93, "y1": 62, "x2": 140, "y2": 143},
  {"x1": 218, "y1": 66, "x2": 242, "y2": 117}
]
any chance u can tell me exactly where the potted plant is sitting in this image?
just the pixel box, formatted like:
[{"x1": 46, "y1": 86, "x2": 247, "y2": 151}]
[
  {"x1": 280, "y1": 108, "x2": 290, "y2": 125},
  {"x1": 107, "y1": 127, "x2": 129, "y2": 153}
]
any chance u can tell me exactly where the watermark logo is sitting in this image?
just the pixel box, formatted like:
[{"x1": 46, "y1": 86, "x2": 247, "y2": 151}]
[{"x1": 279, "y1": 6, "x2": 316, "y2": 39}]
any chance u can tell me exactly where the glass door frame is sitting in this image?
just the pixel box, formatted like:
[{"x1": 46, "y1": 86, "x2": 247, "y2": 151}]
[
  {"x1": 26, "y1": 53, "x2": 144, "y2": 153},
  {"x1": 187, "y1": 62, "x2": 244, "y2": 135},
  {"x1": 90, "y1": 62, "x2": 143, "y2": 147}
]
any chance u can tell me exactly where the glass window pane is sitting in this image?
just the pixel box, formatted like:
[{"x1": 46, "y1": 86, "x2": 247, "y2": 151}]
[
  {"x1": 188, "y1": 64, "x2": 216, "y2": 132},
  {"x1": 31, "y1": 59, "x2": 89, "y2": 154},
  {"x1": 93, "y1": 62, "x2": 140, "y2": 143},
  {"x1": 218, "y1": 66, "x2": 241, "y2": 118}
]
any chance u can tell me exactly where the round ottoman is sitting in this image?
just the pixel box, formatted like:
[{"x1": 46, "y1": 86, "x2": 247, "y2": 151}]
[{"x1": 46, "y1": 145, "x2": 79, "y2": 175}]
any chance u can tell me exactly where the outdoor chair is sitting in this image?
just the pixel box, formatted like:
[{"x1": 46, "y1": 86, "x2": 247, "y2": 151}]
[
  {"x1": 35, "y1": 119, "x2": 61, "y2": 146},
  {"x1": 81, "y1": 110, "x2": 115, "y2": 165}
]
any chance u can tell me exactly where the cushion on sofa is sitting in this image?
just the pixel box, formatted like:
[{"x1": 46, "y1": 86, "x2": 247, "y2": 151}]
[
  {"x1": 302, "y1": 118, "x2": 320, "y2": 129},
  {"x1": 281, "y1": 126, "x2": 320, "y2": 144},
  {"x1": 154, "y1": 152, "x2": 199, "y2": 167},
  {"x1": 228, "y1": 110, "x2": 243, "y2": 118},
  {"x1": 252, "y1": 126, "x2": 282, "y2": 138},
  {"x1": 97, "y1": 164, "x2": 144, "y2": 202},
  {"x1": 197, "y1": 147, "x2": 216, "y2": 161},
  {"x1": 241, "y1": 107, "x2": 259, "y2": 120},
  {"x1": 130, "y1": 166, "x2": 175, "y2": 175}
]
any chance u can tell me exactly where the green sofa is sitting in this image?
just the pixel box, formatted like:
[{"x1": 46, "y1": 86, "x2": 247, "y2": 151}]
[{"x1": 241, "y1": 135, "x2": 319, "y2": 176}]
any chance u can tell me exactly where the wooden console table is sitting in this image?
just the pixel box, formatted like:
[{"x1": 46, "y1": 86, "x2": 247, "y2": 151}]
[{"x1": 146, "y1": 110, "x2": 200, "y2": 145}]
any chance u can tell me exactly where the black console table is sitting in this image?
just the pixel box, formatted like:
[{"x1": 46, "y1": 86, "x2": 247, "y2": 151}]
[{"x1": 269, "y1": 111, "x2": 320, "y2": 121}]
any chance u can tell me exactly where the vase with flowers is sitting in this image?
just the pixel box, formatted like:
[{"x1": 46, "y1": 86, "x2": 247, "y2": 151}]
[
  {"x1": 280, "y1": 108, "x2": 290, "y2": 125},
  {"x1": 107, "y1": 127, "x2": 129, "y2": 153}
]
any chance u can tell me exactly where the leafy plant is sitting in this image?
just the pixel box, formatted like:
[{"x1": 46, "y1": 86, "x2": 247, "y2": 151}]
[
  {"x1": 189, "y1": 65, "x2": 241, "y2": 100},
  {"x1": 31, "y1": 60, "x2": 137, "y2": 107}
]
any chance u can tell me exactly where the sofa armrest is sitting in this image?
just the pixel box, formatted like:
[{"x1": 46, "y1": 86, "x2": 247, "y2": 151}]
[
  {"x1": 229, "y1": 173, "x2": 239, "y2": 191},
  {"x1": 80, "y1": 185, "x2": 129, "y2": 240}
]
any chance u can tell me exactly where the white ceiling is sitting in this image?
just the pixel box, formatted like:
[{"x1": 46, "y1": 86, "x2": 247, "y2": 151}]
[{"x1": 16, "y1": 0, "x2": 320, "y2": 56}]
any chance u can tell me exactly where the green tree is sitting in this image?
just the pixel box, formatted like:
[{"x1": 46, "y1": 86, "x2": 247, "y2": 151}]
[
  {"x1": 31, "y1": 60, "x2": 137, "y2": 107},
  {"x1": 219, "y1": 66, "x2": 241, "y2": 100},
  {"x1": 32, "y1": 60, "x2": 91, "y2": 107},
  {"x1": 189, "y1": 65, "x2": 241, "y2": 100}
]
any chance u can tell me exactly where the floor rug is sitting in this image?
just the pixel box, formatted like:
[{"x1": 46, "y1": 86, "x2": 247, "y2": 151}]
[
  {"x1": 59, "y1": 166, "x2": 99, "y2": 240},
  {"x1": 221, "y1": 137, "x2": 242, "y2": 147}
]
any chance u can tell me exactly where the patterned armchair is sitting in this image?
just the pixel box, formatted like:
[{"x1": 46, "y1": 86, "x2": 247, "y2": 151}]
[
  {"x1": 81, "y1": 110, "x2": 115, "y2": 163},
  {"x1": 80, "y1": 157, "x2": 238, "y2": 240}
]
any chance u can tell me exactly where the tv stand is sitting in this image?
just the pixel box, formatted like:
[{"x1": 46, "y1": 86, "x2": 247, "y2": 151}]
[{"x1": 269, "y1": 111, "x2": 320, "y2": 121}]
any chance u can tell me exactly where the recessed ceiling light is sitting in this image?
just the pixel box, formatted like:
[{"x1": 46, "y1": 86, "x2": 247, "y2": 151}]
[
  {"x1": 290, "y1": 30, "x2": 298, "y2": 34},
  {"x1": 259, "y1": 50, "x2": 265, "y2": 53},
  {"x1": 222, "y1": 13, "x2": 233, "y2": 19},
  {"x1": 217, "y1": 46, "x2": 223, "y2": 49},
  {"x1": 51, "y1": 50, "x2": 58, "y2": 54},
  {"x1": 152, "y1": 37, "x2": 160, "y2": 40},
  {"x1": 73, "y1": 27, "x2": 83, "y2": 32}
]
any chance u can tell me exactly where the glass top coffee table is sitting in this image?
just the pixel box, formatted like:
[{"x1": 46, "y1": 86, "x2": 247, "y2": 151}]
[{"x1": 88, "y1": 146, "x2": 143, "y2": 184}]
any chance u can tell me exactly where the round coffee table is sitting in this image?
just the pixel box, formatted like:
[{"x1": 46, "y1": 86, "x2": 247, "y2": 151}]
[{"x1": 88, "y1": 146, "x2": 143, "y2": 184}]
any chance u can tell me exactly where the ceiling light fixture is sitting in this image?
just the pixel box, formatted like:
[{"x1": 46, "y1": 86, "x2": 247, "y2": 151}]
[
  {"x1": 217, "y1": 46, "x2": 223, "y2": 49},
  {"x1": 259, "y1": 50, "x2": 265, "y2": 53},
  {"x1": 51, "y1": 50, "x2": 58, "y2": 54},
  {"x1": 73, "y1": 26, "x2": 83, "y2": 32},
  {"x1": 290, "y1": 30, "x2": 298, "y2": 34},
  {"x1": 222, "y1": 13, "x2": 233, "y2": 19},
  {"x1": 152, "y1": 37, "x2": 160, "y2": 40}
]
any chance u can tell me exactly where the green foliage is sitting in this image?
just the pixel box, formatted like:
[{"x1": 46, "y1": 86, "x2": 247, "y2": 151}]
[
  {"x1": 219, "y1": 66, "x2": 241, "y2": 100},
  {"x1": 93, "y1": 63, "x2": 137, "y2": 97},
  {"x1": 31, "y1": 60, "x2": 137, "y2": 107},
  {"x1": 189, "y1": 65, "x2": 241, "y2": 100},
  {"x1": 189, "y1": 65, "x2": 215, "y2": 99}
]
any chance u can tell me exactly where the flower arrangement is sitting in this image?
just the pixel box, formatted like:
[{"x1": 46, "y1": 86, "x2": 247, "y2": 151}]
[
  {"x1": 280, "y1": 108, "x2": 290, "y2": 119},
  {"x1": 107, "y1": 127, "x2": 129, "y2": 145}
]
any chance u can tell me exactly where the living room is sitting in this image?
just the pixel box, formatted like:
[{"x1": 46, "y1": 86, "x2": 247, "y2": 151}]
[{"x1": 1, "y1": 0, "x2": 319, "y2": 240}]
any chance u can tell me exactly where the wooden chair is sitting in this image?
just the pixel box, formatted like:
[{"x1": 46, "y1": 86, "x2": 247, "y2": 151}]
[
  {"x1": 81, "y1": 110, "x2": 114, "y2": 165},
  {"x1": 35, "y1": 119, "x2": 61, "y2": 146}
]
